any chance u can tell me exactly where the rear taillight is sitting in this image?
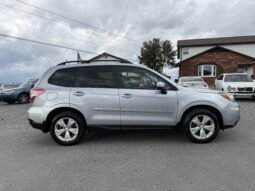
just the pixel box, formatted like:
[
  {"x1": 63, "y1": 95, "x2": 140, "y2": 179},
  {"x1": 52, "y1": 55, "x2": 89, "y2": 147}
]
[{"x1": 30, "y1": 88, "x2": 45, "y2": 103}]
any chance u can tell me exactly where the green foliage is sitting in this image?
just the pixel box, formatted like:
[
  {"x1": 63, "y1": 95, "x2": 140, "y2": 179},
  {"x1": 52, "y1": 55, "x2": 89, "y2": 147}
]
[{"x1": 138, "y1": 38, "x2": 176, "y2": 73}]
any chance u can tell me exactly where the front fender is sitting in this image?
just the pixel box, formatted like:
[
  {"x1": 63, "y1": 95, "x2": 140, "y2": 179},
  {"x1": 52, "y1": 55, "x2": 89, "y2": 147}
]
[{"x1": 176, "y1": 100, "x2": 225, "y2": 123}]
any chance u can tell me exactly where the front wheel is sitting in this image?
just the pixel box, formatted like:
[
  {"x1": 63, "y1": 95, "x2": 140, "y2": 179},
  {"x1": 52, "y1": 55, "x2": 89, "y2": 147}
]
[
  {"x1": 50, "y1": 112, "x2": 85, "y2": 145},
  {"x1": 183, "y1": 109, "x2": 220, "y2": 143}
]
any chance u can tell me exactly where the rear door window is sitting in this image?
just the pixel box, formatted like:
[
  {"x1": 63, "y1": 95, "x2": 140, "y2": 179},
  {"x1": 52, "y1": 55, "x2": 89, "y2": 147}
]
[
  {"x1": 48, "y1": 67, "x2": 78, "y2": 87},
  {"x1": 77, "y1": 66, "x2": 115, "y2": 88}
]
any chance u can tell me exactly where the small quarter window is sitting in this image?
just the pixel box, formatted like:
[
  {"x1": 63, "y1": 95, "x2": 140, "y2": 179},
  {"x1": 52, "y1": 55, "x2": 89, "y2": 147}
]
[{"x1": 48, "y1": 68, "x2": 78, "y2": 87}]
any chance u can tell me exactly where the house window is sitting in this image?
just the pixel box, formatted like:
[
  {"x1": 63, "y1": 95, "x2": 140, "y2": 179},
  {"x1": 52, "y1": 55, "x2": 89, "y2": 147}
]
[
  {"x1": 198, "y1": 65, "x2": 217, "y2": 77},
  {"x1": 183, "y1": 48, "x2": 189, "y2": 55}
]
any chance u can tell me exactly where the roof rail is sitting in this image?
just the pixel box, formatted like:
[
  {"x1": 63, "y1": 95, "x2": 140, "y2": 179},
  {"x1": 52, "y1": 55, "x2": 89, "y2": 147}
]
[{"x1": 57, "y1": 60, "x2": 132, "y2": 66}]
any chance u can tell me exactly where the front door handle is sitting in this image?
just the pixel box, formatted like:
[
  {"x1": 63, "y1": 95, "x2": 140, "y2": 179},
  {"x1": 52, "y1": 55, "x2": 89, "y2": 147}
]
[
  {"x1": 121, "y1": 93, "x2": 132, "y2": 98},
  {"x1": 72, "y1": 91, "x2": 85, "y2": 96}
]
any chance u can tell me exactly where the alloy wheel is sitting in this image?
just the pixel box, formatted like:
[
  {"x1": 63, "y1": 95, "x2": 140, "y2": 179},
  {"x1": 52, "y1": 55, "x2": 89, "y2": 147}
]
[
  {"x1": 19, "y1": 94, "x2": 29, "y2": 103},
  {"x1": 54, "y1": 117, "x2": 79, "y2": 142},
  {"x1": 189, "y1": 114, "x2": 215, "y2": 140}
]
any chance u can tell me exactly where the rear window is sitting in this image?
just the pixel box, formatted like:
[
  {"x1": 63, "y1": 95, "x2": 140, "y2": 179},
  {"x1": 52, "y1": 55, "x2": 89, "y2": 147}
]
[
  {"x1": 48, "y1": 68, "x2": 78, "y2": 87},
  {"x1": 181, "y1": 77, "x2": 203, "y2": 82},
  {"x1": 77, "y1": 66, "x2": 114, "y2": 88}
]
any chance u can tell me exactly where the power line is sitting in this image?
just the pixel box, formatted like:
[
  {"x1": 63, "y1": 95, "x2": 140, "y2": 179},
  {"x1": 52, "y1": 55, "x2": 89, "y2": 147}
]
[
  {"x1": 1, "y1": 2, "x2": 134, "y2": 46},
  {"x1": 0, "y1": 33, "x2": 97, "y2": 54},
  {"x1": 0, "y1": 3, "x2": 54, "y2": 22},
  {"x1": 0, "y1": 2, "x2": 140, "y2": 53},
  {"x1": 14, "y1": 0, "x2": 142, "y2": 45}
]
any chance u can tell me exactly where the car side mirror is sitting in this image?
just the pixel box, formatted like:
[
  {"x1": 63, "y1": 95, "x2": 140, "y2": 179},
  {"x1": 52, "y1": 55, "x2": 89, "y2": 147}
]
[{"x1": 156, "y1": 82, "x2": 167, "y2": 94}]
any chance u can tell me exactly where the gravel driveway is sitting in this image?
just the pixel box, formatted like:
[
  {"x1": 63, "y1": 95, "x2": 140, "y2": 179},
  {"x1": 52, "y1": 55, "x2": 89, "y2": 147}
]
[{"x1": 0, "y1": 100, "x2": 255, "y2": 191}]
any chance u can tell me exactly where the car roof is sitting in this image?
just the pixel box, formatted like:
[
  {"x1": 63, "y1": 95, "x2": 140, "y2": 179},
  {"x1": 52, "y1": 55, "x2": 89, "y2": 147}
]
[{"x1": 179, "y1": 76, "x2": 202, "y2": 79}]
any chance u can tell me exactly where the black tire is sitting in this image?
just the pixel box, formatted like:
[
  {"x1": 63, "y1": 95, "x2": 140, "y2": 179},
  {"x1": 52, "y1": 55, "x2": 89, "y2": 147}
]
[
  {"x1": 182, "y1": 109, "x2": 220, "y2": 143},
  {"x1": 50, "y1": 112, "x2": 86, "y2": 146},
  {"x1": 17, "y1": 93, "x2": 30, "y2": 104}
]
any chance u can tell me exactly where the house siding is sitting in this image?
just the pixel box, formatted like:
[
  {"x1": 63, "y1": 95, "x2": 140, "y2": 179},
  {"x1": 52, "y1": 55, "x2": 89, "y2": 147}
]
[
  {"x1": 179, "y1": 49, "x2": 255, "y2": 87},
  {"x1": 180, "y1": 44, "x2": 255, "y2": 61}
]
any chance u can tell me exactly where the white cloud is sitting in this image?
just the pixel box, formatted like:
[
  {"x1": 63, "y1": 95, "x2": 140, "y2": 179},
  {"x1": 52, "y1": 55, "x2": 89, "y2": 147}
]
[{"x1": 0, "y1": 0, "x2": 255, "y2": 82}]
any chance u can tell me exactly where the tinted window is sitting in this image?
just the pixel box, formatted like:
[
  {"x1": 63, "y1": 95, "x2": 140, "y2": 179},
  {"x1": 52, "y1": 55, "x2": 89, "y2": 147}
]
[
  {"x1": 217, "y1": 75, "x2": 223, "y2": 80},
  {"x1": 48, "y1": 68, "x2": 78, "y2": 87},
  {"x1": 78, "y1": 66, "x2": 114, "y2": 88},
  {"x1": 117, "y1": 66, "x2": 174, "y2": 90},
  {"x1": 224, "y1": 74, "x2": 253, "y2": 82}
]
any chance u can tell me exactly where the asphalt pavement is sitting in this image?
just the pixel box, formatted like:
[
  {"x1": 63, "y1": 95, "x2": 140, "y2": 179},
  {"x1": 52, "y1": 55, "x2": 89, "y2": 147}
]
[{"x1": 0, "y1": 100, "x2": 255, "y2": 191}]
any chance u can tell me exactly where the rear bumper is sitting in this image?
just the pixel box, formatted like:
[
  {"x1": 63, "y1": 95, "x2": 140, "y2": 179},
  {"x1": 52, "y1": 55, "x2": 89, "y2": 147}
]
[{"x1": 28, "y1": 119, "x2": 48, "y2": 133}]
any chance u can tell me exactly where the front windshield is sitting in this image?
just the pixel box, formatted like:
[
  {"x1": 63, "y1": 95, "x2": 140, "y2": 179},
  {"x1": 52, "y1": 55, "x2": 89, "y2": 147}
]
[
  {"x1": 224, "y1": 74, "x2": 253, "y2": 82},
  {"x1": 181, "y1": 77, "x2": 203, "y2": 82}
]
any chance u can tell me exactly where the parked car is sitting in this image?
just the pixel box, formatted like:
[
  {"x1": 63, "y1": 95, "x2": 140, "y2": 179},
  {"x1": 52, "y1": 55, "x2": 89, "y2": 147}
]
[
  {"x1": 215, "y1": 73, "x2": 255, "y2": 99},
  {"x1": 0, "y1": 83, "x2": 20, "y2": 92},
  {"x1": 28, "y1": 63, "x2": 240, "y2": 145},
  {"x1": 178, "y1": 76, "x2": 209, "y2": 89},
  {"x1": 0, "y1": 79, "x2": 37, "y2": 104}
]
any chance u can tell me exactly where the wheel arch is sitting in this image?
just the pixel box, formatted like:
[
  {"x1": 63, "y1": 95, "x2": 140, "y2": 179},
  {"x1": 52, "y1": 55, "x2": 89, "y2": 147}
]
[
  {"x1": 17, "y1": 92, "x2": 30, "y2": 97},
  {"x1": 17, "y1": 92, "x2": 30, "y2": 103},
  {"x1": 45, "y1": 107, "x2": 87, "y2": 132},
  {"x1": 179, "y1": 105, "x2": 223, "y2": 129}
]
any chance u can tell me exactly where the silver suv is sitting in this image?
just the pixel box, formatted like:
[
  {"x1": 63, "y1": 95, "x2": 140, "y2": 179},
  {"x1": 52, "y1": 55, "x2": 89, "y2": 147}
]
[{"x1": 28, "y1": 63, "x2": 240, "y2": 145}]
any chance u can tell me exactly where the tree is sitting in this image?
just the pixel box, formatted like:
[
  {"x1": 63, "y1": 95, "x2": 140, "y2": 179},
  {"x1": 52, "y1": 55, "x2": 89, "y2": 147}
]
[{"x1": 138, "y1": 38, "x2": 176, "y2": 73}]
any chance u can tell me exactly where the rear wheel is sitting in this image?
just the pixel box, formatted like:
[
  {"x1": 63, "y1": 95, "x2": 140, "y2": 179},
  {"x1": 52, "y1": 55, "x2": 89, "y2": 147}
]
[
  {"x1": 183, "y1": 109, "x2": 220, "y2": 143},
  {"x1": 17, "y1": 93, "x2": 29, "y2": 104},
  {"x1": 50, "y1": 112, "x2": 85, "y2": 145}
]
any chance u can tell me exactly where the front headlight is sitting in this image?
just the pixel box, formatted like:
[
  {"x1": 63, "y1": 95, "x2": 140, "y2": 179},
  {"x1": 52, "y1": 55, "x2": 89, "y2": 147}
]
[
  {"x1": 227, "y1": 86, "x2": 236, "y2": 92},
  {"x1": 220, "y1": 92, "x2": 235, "y2": 102}
]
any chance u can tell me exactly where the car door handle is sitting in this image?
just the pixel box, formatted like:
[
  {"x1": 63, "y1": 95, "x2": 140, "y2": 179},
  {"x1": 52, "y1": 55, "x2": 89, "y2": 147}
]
[
  {"x1": 121, "y1": 93, "x2": 132, "y2": 98},
  {"x1": 72, "y1": 91, "x2": 85, "y2": 96}
]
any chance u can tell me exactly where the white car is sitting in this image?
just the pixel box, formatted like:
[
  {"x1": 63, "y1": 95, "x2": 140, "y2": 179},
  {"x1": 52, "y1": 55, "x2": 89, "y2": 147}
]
[
  {"x1": 178, "y1": 76, "x2": 209, "y2": 89},
  {"x1": 215, "y1": 73, "x2": 255, "y2": 99}
]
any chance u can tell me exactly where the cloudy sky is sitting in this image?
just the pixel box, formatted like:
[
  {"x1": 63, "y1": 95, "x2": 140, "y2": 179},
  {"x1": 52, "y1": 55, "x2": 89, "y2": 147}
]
[{"x1": 0, "y1": 0, "x2": 255, "y2": 83}]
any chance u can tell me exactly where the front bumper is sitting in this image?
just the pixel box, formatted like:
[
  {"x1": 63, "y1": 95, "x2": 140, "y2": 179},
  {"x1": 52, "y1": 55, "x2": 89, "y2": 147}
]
[
  {"x1": 221, "y1": 102, "x2": 240, "y2": 129},
  {"x1": 229, "y1": 91, "x2": 255, "y2": 98},
  {"x1": 0, "y1": 93, "x2": 16, "y2": 102}
]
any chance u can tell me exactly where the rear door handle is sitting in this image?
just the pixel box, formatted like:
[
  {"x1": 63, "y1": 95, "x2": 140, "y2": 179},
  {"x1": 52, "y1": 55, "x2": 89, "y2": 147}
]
[
  {"x1": 121, "y1": 93, "x2": 132, "y2": 98},
  {"x1": 72, "y1": 91, "x2": 85, "y2": 96}
]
